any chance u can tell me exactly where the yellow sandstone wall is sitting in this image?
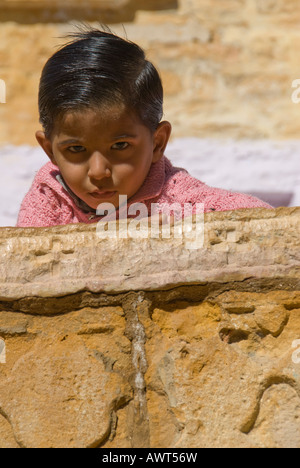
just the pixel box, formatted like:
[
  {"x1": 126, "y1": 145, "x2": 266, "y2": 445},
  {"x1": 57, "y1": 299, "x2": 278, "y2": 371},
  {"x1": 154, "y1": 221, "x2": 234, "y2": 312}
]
[
  {"x1": 0, "y1": 207, "x2": 299, "y2": 448},
  {"x1": 1, "y1": 0, "x2": 300, "y2": 145}
]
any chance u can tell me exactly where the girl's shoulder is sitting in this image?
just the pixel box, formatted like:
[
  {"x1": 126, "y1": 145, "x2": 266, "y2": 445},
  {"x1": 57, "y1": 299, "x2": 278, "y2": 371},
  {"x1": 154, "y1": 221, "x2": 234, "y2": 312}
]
[
  {"x1": 162, "y1": 156, "x2": 208, "y2": 199},
  {"x1": 32, "y1": 161, "x2": 61, "y2": 188},
  {"x1": 162, "y1": 157, "x2": 273, "y2": 212},
  {"x1": 16, "y1": 162, "x2": 75, "y2": 227}
]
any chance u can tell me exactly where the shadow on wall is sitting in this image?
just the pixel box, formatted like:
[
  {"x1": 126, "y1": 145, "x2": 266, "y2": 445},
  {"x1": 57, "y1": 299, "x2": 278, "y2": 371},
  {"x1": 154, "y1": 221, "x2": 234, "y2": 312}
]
[
  {"x1": 0, "y1": 0, "x2": 179, "y2": 24},
  {"x1": 244, "y1": 192, "x2": 294, "y2": 208}
]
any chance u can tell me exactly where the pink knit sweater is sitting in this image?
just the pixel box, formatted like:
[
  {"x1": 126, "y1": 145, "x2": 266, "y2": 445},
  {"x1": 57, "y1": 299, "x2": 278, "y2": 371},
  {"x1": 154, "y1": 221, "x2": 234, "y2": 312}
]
[{"x1": 17, "y1": 155, "x2": 273, "y2": 227}]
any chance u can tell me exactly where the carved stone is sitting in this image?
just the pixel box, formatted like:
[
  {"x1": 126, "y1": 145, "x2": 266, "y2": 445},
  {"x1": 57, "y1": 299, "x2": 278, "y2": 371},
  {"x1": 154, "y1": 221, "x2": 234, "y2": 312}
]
[{"x1": 0, "y1": 207, "x2": 299, "y2": 447}]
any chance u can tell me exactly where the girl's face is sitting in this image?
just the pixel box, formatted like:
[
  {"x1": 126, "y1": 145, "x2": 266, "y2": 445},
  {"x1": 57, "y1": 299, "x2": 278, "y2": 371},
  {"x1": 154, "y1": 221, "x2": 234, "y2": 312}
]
[{"x1": 36, "y1": 107, "x2": 171, "y2": 210}]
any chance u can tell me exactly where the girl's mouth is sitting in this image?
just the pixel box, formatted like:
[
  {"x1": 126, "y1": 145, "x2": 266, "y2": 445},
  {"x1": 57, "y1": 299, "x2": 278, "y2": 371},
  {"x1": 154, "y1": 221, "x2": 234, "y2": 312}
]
[{"x1": 89, "y1": 190, "x2": 117, "y2": 200}]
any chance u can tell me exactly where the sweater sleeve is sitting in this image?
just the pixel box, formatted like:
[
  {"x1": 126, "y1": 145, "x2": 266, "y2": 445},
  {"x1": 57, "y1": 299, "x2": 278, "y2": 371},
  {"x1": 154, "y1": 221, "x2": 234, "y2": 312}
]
[
  {"x1": 17, "y1": 182, "x2": 73, "y2": 227},
  {"x1": 159, "y1": 168, "x2": 274, "y2": 215},
  {"x1": 194, "y1": 184, "x2": 274, "y2": 212}
]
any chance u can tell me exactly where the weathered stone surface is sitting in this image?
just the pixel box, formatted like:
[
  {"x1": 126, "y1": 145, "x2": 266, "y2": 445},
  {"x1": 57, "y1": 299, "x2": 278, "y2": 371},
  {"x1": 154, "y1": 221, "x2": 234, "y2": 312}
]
[
  {"x1": 0, "y1": 207, "x2": 299, "y2": 447},
  {"x1": 0, "y1": 207, "x2": 298, "y2": 299},
  {"x1": 0, "y1": 337, "x2": 132, "y2": 448},
  {"x1": 144, "y1": 289, "x2": 300, "y2": 448},
  {"x1": 0, "y1": 306, "x2": 134, "y2": 448}
]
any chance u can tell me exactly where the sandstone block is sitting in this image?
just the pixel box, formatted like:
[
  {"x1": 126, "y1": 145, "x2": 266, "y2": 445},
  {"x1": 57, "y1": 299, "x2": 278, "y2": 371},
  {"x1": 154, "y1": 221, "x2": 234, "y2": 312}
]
[{"x1": 0, "y1": 207, "x2": 299, "y2": 447}]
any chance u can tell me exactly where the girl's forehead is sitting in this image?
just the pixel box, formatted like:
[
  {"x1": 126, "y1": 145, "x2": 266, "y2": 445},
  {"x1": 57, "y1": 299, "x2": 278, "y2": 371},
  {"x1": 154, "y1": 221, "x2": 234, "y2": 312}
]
[{"x1": 53, "y1": 106, "x2": 142, "y2": 136}]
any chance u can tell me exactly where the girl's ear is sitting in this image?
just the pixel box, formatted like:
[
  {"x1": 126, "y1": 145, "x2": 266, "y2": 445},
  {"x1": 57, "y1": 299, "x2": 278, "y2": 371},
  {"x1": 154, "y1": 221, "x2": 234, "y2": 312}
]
[
  {"x1": 152, "y1": 121, "x2": 172, "y2": 163},
  {"x1": 35, "y1": 130, "x2": 57, "y2": 164}
]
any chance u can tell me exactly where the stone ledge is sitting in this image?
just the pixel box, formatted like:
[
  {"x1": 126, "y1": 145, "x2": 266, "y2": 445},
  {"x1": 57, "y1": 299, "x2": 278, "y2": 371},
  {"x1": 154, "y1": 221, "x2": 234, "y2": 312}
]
[{"x1": 0, "y1": 207, "x2": 299, "y2": 300}]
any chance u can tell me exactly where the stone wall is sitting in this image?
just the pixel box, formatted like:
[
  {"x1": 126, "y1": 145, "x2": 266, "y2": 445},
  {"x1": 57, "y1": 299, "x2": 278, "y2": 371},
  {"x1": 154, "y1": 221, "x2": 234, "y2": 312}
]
[
  {"x1": 0, "y1": 206, "x2": 299, "y2": 448},
  {"x1": 1, "y1": 0, "x2": 300, "y2": 145}
]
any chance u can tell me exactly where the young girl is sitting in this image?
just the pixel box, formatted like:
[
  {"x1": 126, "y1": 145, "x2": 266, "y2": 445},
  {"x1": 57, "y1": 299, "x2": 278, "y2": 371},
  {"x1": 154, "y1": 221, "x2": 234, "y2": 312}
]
[{"x1": 17, "y1": 27, "x2": 273, "y2": 228}]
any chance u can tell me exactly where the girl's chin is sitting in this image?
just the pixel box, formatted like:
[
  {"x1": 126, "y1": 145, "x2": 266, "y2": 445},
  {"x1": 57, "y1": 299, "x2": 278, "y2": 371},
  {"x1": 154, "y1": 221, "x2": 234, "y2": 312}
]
[{"x1": 83, "y1": 191, "x2": 118, "y2": 209}]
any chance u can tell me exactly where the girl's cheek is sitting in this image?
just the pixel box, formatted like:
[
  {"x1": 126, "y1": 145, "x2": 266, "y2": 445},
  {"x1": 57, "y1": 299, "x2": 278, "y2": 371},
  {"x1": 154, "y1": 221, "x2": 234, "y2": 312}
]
[{"x1": 61, "y1": 169, "x2": 86, "y2": 186}]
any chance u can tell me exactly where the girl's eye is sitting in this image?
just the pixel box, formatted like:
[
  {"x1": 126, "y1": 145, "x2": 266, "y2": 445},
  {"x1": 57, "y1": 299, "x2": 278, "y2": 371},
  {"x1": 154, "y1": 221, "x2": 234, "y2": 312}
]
[
  {"x1": 111, "y1": 142, "x2": 129, "y2": 150},
  {"x1": 68, "y1": 145, "x2": 86, "y2": 153}
]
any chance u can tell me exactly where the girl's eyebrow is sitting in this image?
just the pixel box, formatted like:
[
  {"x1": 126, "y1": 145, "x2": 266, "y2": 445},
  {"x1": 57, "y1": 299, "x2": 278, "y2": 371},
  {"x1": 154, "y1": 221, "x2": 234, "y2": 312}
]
[
  {"x1": 57, "y1": 138, "x2": 82, "y2": 146},
  {"x1": 57, "y1": 135, "x2": 137, "y2": 145},
  {"x1": 111, "y1": 134, "x2": 137, "y2": 140}
]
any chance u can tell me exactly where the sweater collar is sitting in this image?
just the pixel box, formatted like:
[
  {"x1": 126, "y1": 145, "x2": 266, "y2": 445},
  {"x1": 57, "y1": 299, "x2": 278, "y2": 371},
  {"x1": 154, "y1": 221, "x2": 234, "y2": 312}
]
[{"x1": 55, "y1": 156, "x2": 166, "y2": 216}]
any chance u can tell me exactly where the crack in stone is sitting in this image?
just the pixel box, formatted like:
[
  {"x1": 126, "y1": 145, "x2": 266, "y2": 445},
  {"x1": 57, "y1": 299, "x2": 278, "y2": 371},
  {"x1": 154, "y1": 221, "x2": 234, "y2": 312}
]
[{"x1": 122, "y1": 291, "x2": 150, "y2": 448}]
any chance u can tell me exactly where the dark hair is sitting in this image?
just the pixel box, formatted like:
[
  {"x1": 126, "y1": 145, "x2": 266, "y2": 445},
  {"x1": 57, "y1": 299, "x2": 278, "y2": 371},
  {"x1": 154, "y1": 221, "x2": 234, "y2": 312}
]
[{"x1": 38, "y1": 25, "x2": 164, "y2": 138}]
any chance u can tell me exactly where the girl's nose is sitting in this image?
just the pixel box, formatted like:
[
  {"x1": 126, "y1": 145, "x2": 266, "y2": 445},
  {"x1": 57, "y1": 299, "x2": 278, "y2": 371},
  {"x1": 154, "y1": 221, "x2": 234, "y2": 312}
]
[{"x1": 87, "y1": 151, "x2": 111, "y2": 180}]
